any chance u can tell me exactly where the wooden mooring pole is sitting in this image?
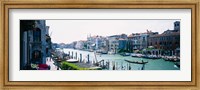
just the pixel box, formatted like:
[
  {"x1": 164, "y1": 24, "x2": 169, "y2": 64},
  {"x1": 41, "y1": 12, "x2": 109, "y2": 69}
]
[
  {"x1": 87, "y1": 54, "x2": 90, "y2": 63},
  {"x1": 75, "y1": 52, "x2": 77, "y2": 59},
  {"x1": 80, "y1": 54, "x2": 82, "y2": 62}
]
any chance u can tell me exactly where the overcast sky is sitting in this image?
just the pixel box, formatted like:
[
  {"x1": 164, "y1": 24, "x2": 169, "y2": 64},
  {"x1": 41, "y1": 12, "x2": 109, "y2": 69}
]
[{"x1": 46, "y1": 20, "x2": 180, "y2": 44}]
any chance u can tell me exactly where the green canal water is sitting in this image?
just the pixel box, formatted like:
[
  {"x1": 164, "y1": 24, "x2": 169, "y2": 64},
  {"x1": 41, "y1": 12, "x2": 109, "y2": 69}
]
[{"x1": 63, "y1": 48, "x2": 180, "y2": 70}]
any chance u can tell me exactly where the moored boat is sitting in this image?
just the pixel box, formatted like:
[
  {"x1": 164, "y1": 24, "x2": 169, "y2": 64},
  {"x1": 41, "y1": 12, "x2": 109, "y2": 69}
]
[
  {"x1": 66, "y1": 59, "x2": 79, "y2": 63},
  {"x1": 120, "y1": 53, "x2": 130, "y2": 56},
  {"x1": 163, "y1": 56, "x2": 180, "y2": 62},
  {"x1": 108, "y1": 51, "x2": 115, "y2": 55},
  {"x1": 142, "y1": 55, "x2": 161, "y2": 59},
  {"x1": 131, "y1": 53, "x2": 144, "y2": 58}
]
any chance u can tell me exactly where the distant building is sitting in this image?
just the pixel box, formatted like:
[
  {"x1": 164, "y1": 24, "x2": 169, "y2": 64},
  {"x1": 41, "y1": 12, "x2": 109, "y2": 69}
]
[
  {"x1": 108, "y1": 36, "x2": 119, "y2": 54},
  {"x1": 100, "y1": 38, "x2": 109, "y2": 54},
  {"x1": 85, "y1": 34, "x2": 129, "y2": 54},
  {"x1": 58, "y1": 43, "x2": 66, "y2": 48},
  {"x1": 127, "y1": 34, "x2": 134, "y2": 53},
  {"x1": 75, "y1": 40, "x2": 87, "y2": 50},
  {"x1": 128, "y1": 30, "x2": 158, "y2": 52},
  {"x1": 86, "y1": 35, "x2": 96, "y2": 51},
  {"x1": 132, "y1": 33, "x2": 141, "y2": 50},
  {"x1": 107, "y1": 34, "x2": 127, "y2": 54},
  {"x1": 148, "y1": 21, "x2": 180, "y2": 56},
  {"x1": 118, "y1": 38, "x2": 127, "y2": 50},
  {"x1": 86, "y1": 35, "x2": 108, "y2": 52}
]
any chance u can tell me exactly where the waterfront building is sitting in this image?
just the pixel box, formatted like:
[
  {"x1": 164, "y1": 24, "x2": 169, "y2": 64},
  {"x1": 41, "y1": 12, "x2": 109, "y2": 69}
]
[
  {"x1": 95, "y1": 36, "x2": 104, "y2": 50},
  {"x1": 119, "y1": 34, "x2": 128, "y2": 51},
  {"x1": 132, "y1": 33, "x2": 141, "y2": 50},
  {"x1": 107, "y1": 35, "x2": 120, "y2": 54},
  {"x1": 86, "y1": 35, "x2": 96, "y2": 51},
  {"x1": 107, "y1": 34, "x2": 128, "y2": 54},
  {"x1": 75, "y1": 40, "x2": 87, "y2": 50},
  {"x1": 127, "y1": 30, "x2": 158, "y2": 53},
  {"x1": 75, "y1": 41, "x2": 83, "y2": 49},
  {"x1": 140, "y1": 33, "x2": 149, "y2": 50},
  {"x1": 118, "y1": 38, "x2": 127, "y2": 50},
  {"x1": 86, "y1": 35, "x2": 108, "y2": 52},
  {"x1": 148, "y1": 21, "x2": 180, "y2": 56},
  {"x1": 20, "y1": 20, "x2": 51, "y2": 70},
  {"x1": 127, "y1": 34, "x2": 134, "y2": 53},
  {"x1": 99, "y1": 38, "x2": 109, "y2": 54},
  {"x1": 86, "y1": 34, "x2": 128, "y2": 54}
]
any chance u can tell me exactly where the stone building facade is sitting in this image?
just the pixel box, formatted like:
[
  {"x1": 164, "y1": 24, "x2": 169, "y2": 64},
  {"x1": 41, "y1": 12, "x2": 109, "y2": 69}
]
[
  {"x1": 20, "y1": 20, "x2": 51, "y2": 70},
  {"x1": 147, "y1": 21, "x2": 180, "y2": 56}
]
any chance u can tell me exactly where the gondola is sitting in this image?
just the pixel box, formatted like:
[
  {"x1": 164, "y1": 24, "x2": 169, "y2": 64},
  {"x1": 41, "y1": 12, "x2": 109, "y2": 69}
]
[{"x1": 124, "y1": 59, "x2": 148, "y2": 64}]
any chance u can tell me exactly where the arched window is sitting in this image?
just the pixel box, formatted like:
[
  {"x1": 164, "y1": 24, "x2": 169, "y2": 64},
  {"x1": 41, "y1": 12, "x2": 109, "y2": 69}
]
[
  {"x1": 32, "y1": 50, "x2": 42, "y2": 64},
  {"x1": 32, "y1": 50, "x2": 41, "y2": 59}
]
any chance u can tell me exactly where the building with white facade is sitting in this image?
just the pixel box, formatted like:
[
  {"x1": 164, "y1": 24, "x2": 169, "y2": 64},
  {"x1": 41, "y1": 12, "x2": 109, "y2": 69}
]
[
  {"x1": 108, "y1": 35, "x2": 119, "y2": 54},
  {"x1": 75, "y1": 40, "x2": 86, "y2": 50}
]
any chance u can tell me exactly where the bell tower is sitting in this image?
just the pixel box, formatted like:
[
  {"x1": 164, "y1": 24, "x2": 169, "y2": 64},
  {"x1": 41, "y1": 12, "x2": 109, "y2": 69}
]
[{"x1": 174, "y1": 21, "x2": 180, "y2": 31}]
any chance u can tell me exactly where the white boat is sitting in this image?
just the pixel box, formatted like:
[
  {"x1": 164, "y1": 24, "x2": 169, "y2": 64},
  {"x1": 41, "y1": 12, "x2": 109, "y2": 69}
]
[
  {"x1": 131, "y1": 53, "x2": 144, "y2": 58},
  {"x1": 89, "y1": 67, "x2": 102, "y2": 70},
  {"x1": 120, "y1": 53, "x2": 130, "y2": 56},
  {"x1": 66, "y1": 59, "x2": 79, "y2": 63},
  {"x1": 108, "y1": 51, "x2": 115, "y2": 55},
  {"x1": 142, "y1": 55, "x2": 161, "y2": 59}
]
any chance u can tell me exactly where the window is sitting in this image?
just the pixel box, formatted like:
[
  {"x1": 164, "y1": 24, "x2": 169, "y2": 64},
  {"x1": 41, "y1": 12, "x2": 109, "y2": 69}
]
[
  {"x1": 33, "y1": 28, "x2": 41, "y2": 42},
  {"x1": 32, "y1": 50, "x2": 42, "y2": 62},
  {"x1": 143, "y1": 37, "x2": 145, "y2": 41}
]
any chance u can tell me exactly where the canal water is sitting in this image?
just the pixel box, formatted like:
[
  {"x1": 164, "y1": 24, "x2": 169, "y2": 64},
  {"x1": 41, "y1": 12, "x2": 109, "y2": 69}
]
[{"x1": 63, "y1": 48, "x2": 180, "y2": 70}]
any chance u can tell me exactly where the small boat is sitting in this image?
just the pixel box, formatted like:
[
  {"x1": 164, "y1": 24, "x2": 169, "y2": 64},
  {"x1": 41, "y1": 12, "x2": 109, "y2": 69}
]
[
  {"x1": 163, "y1": 56, "x2": 180, "y2": 62},
  {"x1": 88, "y1": 49, "x2": 94, "y2": 52},
  {"x1": 142, "y1": 55, "x2": 161, "y2": 59},
  {"x1": 88, "y1": 67, "x2": 102, "y2": 70},
  {"x1": 96, "y1": 53, "x2": 102, "y2": 55},
  {"x1": 120, "y1": 53, "x2": 130, "y2": 56},
  {"x1": 131, "y1": 53, "x2": 138, "y2": 57},
  {"x1": 108, "y1": 51, "x2": 115, "y2": 55},
  {"x1": 124, "y1": 59, "x2": 148, "y2": 64},
  {"x1": 66, "y1": 59, "x2": 79, "y2": 63},
  {"x1": 101, "y1": 52, "x2": 108, "y2": 54},
  {"x1": 131, "y1": 53, "x2": 144, "y2": 58}
]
